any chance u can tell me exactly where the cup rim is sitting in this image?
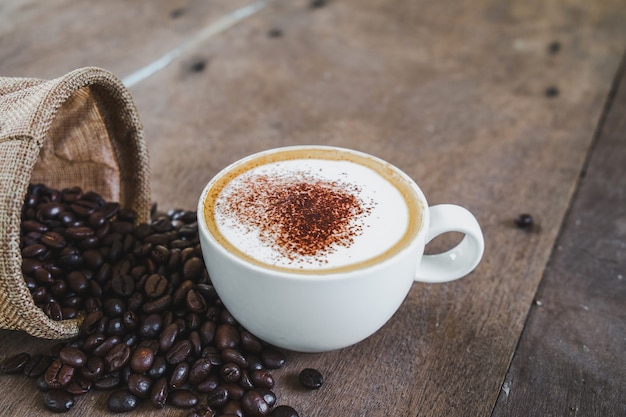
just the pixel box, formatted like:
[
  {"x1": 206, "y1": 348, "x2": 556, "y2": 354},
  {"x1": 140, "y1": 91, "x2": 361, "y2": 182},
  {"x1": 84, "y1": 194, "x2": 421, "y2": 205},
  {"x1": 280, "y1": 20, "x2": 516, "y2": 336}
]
[{"x1": 197, "y1": 145, "x2": 429, "y2": 279}]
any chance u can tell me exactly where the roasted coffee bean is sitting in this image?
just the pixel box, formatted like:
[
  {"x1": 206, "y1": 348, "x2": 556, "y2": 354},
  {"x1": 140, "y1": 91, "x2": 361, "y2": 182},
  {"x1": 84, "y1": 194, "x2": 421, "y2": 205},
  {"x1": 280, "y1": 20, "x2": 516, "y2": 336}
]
[
  {"x1": 22, "y1": 220, "x2": 48, "y2": 233},
  {"x1": 188, "y1": 358, "x2": 212, "y2": 385},
  {"x1": 515, "y1": 213, "x2": 534, "y2": 229},
  {"x1": 186, "y1": 289, "x2": 207, "y2": 313},
  {"x1": 105, "y1": 343, "x2": 131, "y2": 372},
  {"x1": 199, "y1": 321, "x2": 216, "y2": 346},
  {"x1": 1, "y1": 352, "x2": 30, "y2": 374},
  {"x1": 23, "y1": 354, "x2": 52, "y2": 378},
  {"x1": 166, "y1": 340, "x2": 192, "y2": 365},
  {"x1": 250, "y1": 369, "x2": 274, "y2": 389},
  {"x1": 260, "y1": 349, "x2": 285, "y2": 370},
  {"x1": 35, "y1": 268, "x2": 54, "y2": 286},
  {"x1": 173, "y1": 279, "x2": 194, "y2": 305},
  {"x1": 240, "y1": 330, "x2": 263, "y2": 353},
  {"x1": 108, "y1": 388, "x2": 140, "y2": 412},
  {"x1": 298, "y1": 368, "x2": 323, "y2": 389},
  {"x1": 92, "y1": 335, "x2": 121, "y2": 357},
  {"x1": 93, "y1": 374, "x2": 122, "y2": 390},
  {"x1": 39, "y1": 202, "x2": 65, "y2": 219},
  {"x1": 120, "y1": 311, "x2": 138, "y2": 331},
  {"x1": 21, "y1": 243, "x2": 47, "y2": 258},
  {"x1": 107, "y1": 318, "x2": 126, "y2": 336},
  {"x1": 81, "y1": 311, "x2": 103, "y2": 335},
  {"x1": 87, "y1": 211, "x2": 106, "y2": 228},
  {"x1": 129, "y1": 346, "x2": 155, "y2": 373},
  {"x1": 22, "y1": 258, "x2": 42, "y2": 275},
  {"x1": 61, "y1": 186, "x2": 83, "y2": 203},
  {"x1": 83, "y1": 333, "x2": 106, "y2": 353},
  {"x1": 36, "y1": 375, "x2": 51, "y2": 392},
  {"x1": 195, "y1": 373, "x2": 220, "y2": 393},
  {"x1": 102, "y1": 298, "x2": 125, "y2": 318},
  {"x1": 222, "y1": 400, "x2": 245, "y2": 417},
  {"x1": 215, "y1": 324, "x2": 240, "y2": 350},
  {"x1": 221, "y1": 349, "x2": 248, "y2": 369},
  {"x1": 241, "y1": 389, "x2": 271, "y2": 417},
  {"x1": 219, "y1": 309, "x2": 238, "y2": 326},
  {"x1": 83, "y1": 248, "x2": 104, "y2": 268},
  {"x1": 151, "y1": 245, "x2": 170, "y2": 264},
  {"x1": 43, "y1": 390, "x2": 75, "y2": 413},
  {"x1": 127, "y1": 373, "x2": 152, "y2": 399},
  {"x1": 147, "y1": 355, "x2": 168, "y2": 380},
  {"x1": 170, "y1": 361, "x2": 190, "y2": 389},
  {"x1": 110, "y1": 273, "x2": 134, "y2": 297},
  {"x1": 271, "y1": 405, "x2": 300, "y2": 417},
  {"x1": 61, "y1": 307, "x2": 79, "y2": 319},
  {"x1": 189, "y1": 331, "x2": 202, "y2": 356},
  {"x1": 31, "y1": 287, "x2": 47, "y2": 303},
  {"x1": 66, "y1": 376, "x2": 92, "y2": 396},
  {"x1": 203, "y1": 347, "x2": 223, "y2": 368},
  {"x1": 256, "y1": 388, "x2": 277, "y2": 408},
  {"x1": 70, "y1": 200, "x2": 98, "y2": 217},
  {"x1": 144, "y1": 273, "x2": 169, "y2": 298},
  {"x1": 80, "y1": 356, "x2": 105, "y2": 381},
  {"x1": 220, "y1": 363, "x2": 241, "y2": 383},
  {"x1": 58, "y1": 246, "x2": 81, "y2": 267},
  {"x1": 207, "y1": 385, "x2": 229, "y2": 408},
  {"x1": 40, "y1": 231, "x2": 66, "y2": 248},
  {"x1": 185, "y1": 405, "x2": 216, "y2": 417},
  {"x1": 139, "y1": 313, "x2": 163, "y2": 338},
  {"x1": 239, "y1": 370, "x2": 254, "y2": 390},
  {"x1": 224, "y1": 382, "x2": 245, "y2": 400},
  {"x1": 157, "y1": 322, "x2": 178, "y2": 352},
  {"x1": 169, "y1": 389, "x2": 199, "y2": 409},
  {"x1": 150, "y1": 377, "x2": 169, "y2": 409},
  {"x1": 44, "y1": 300, "x2": 63, "y2": 321},
  {"x1": 100, "y1": 201, "x2": 120, "y2": 219},
  {"x1": 65, "y1": 226, "x2": 94, "y2": 240},
  {"x1": 142, "y1": 294, "x2": 172, "y2": 314},
  {"x1": 187, "y1": 312, "x2": 202, "y2": 331},
  {"x1": 59, "y1": 347, "x2": 87, "y2": 368},
  {"x1": 183, "y1": 257, "x2": 204, "y2": 280},
  {"x1": 44, "y1": 359, "x2": 75, "y2": 389}
]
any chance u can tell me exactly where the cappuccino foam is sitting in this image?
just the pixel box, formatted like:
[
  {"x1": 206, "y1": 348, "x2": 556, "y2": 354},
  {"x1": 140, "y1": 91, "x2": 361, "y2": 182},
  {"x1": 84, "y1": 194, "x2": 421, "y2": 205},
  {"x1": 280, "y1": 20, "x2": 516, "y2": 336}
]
[{"x1": 204, "y1": 149, "x2": 422, "y2": 272}]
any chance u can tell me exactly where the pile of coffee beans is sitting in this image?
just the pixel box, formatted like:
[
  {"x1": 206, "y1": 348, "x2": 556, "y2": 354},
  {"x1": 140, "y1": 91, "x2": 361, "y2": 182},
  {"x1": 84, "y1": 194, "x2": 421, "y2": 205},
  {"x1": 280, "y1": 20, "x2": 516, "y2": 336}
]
[{"x1": 3, "y1": 183, "x2": 310, "y2": 416}]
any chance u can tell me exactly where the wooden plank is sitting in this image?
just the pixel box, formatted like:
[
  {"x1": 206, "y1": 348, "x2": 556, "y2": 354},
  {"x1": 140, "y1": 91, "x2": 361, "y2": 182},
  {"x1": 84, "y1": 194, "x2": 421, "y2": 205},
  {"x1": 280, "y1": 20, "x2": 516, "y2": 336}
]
[
  {"x1": 0, "y1": 1, "x2": 625, "y2": 417},
  {"x1": 0, "y1": 0, "x2": 257, "y2": 79},
  {"x1": 128, "y1": 3, "x2": 626, "y2": 416},
  {"x1": 491, "y1": 56, "x2": 626, "y2": 417}
]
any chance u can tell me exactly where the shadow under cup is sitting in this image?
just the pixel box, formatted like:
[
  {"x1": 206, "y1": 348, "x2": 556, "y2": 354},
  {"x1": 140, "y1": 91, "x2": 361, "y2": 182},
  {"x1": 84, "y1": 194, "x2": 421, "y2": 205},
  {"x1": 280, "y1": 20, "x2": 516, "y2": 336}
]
[{"x1": 197, "y1": 146, "x2": 430, "y2": 352}]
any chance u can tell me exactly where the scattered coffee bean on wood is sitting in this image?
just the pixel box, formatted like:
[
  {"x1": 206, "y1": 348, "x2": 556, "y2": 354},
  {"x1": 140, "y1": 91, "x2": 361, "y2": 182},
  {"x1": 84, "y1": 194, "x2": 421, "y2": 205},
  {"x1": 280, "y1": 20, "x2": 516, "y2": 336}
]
[
  {"x1": 2, "y1": 183, "x2": 314, "y2": 416},
  {"x1": 298, "y1": 368, "x2": 324, "y2": 389},
  {"x1": 310, "y1": 0, "x2": 328, "y2": 9},
  {"x1": 545, "y1": 86, "x2": 559, "y2": 98},
  {"x1": 271, "y1": 405, "x2": 300, "y2": 417},
  {"x1": 514, "y1": 213, "x2": 534, "y2": 229},
  {"x1": 268, "y1": 28, "x2": 283, "y2": 38},
  {"x1": 43, "y1": 390, "x2": 75, "y2": 413}
]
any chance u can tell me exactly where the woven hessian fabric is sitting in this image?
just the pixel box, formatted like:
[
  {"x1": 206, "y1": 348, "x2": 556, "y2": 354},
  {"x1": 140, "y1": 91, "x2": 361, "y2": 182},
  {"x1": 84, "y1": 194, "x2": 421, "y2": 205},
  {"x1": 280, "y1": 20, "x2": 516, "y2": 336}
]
[{"x1": 0, "y1": 67, "x2": 151, "y2": 339}]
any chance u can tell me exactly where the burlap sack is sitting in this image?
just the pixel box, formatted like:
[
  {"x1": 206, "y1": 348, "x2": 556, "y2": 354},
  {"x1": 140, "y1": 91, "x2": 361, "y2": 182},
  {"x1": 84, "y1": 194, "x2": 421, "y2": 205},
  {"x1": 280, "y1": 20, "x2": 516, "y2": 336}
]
[{"x1": 0, "y1": 67, "x2": 151, "y2": 339}]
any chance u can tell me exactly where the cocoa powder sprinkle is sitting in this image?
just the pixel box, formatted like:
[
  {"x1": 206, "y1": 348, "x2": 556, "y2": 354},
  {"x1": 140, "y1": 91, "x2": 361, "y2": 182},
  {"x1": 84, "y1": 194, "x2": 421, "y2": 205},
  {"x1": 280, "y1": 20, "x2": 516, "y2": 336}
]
[{"x1": 219, "y1": 171, "x2": 373, "y2": 264}]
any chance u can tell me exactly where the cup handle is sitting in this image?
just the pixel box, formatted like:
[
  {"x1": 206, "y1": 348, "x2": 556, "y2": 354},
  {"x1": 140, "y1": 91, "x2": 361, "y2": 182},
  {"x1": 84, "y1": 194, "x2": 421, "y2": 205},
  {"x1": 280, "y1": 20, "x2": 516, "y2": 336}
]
[{"x1": 414, "y1": 204, "x2": 485, "y2": 283}]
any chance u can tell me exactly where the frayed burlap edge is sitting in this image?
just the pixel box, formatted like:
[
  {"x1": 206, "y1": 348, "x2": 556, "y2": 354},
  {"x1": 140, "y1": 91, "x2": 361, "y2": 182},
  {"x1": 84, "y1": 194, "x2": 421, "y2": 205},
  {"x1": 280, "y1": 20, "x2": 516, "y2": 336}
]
[{"x1": 0, "y1": 67, "x2": 151, "y2": 339}]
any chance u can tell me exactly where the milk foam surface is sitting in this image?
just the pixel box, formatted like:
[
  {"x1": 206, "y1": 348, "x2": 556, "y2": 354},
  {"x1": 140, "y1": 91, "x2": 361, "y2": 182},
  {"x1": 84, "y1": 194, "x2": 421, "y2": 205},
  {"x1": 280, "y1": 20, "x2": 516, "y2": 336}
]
[{"x1": 213, "y1": 158, "x2": 410, "y2": 270}]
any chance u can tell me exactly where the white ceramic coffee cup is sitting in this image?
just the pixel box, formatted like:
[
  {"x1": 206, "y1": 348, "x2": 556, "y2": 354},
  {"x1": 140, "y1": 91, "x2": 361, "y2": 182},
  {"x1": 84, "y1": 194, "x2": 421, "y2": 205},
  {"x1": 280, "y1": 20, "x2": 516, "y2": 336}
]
[{"x1": 197, "y1": 146, "x2": 484, "y2": 352}]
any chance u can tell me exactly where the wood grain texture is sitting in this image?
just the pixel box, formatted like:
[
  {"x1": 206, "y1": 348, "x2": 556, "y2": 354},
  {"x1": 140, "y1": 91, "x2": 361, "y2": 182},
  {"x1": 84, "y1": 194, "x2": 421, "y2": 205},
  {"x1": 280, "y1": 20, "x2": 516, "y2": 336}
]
[
  {"x1": 0, "y1": 0, "x2": 625, "y2": 416},
  {"x1": 0, "y1": 0, "x2": 256, "y2": 79},
  {"x1": 491, "y1": 56, "x2": 626, "y2": 417}
]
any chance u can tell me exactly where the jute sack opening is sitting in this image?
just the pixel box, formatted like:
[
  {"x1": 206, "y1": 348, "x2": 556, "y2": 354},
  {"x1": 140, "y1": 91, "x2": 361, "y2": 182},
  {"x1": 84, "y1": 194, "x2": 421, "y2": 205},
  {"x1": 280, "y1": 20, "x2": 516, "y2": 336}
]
[{"x1": 0, "y1": 67, "x2": 151, "y2": 339}]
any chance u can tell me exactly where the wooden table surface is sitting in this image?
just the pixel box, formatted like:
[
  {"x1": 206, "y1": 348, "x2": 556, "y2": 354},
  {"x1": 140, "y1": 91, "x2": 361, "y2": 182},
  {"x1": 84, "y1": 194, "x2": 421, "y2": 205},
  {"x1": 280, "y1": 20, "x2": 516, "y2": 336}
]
[{"x1": 1, "y1": 1, "x2": 625, "y2": 416}]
